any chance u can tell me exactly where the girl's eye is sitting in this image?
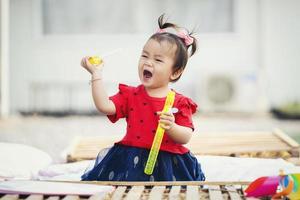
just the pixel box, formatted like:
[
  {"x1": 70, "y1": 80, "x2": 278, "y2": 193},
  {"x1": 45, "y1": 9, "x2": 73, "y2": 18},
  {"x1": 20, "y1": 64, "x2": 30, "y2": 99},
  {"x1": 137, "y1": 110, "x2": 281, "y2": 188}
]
[
  {"x1": 142, "y1": 55, "x2": 148, "y2": 58},
  {"x1": 155, "y1": 59, "x2": 163, "y2": 62}
]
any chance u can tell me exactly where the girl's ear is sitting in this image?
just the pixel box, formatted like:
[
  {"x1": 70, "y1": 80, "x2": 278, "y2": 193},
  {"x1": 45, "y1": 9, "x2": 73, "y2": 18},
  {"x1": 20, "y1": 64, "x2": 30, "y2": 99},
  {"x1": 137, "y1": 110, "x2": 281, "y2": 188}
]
[{"x1": 170, "y1": 68, "x2": 184, "y2": 81}]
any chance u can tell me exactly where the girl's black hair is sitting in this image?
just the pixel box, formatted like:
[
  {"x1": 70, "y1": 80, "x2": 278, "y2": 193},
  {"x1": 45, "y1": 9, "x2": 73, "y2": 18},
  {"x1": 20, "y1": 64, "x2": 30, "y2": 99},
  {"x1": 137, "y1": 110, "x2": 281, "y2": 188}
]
[{"x1": 149, "y1": 14, "x2": 198, "y2": 82}]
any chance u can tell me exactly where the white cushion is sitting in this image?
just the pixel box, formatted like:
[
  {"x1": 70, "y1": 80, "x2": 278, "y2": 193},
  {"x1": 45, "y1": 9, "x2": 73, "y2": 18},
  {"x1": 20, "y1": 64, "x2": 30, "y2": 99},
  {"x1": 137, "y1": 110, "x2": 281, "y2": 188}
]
[{"x1": 0, "y1": 142, "x2": 53, "y2": 180}]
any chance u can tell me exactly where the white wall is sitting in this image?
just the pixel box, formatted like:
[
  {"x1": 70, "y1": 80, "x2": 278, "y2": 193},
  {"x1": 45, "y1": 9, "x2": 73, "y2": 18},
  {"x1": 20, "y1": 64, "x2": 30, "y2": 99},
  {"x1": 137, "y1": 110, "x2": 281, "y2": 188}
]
[
  {"x1": 0, "y1": 0, "x2": 10, "y2": 117},
  {"x1": 261, "y1": 0, "x2": 300, "y2": 107},
  {"x1": 10, "y1": 0, "x2": 147, "y2": 113},
  {"x1": 10, "y1": 0, "x2": 299, "y2": 114},
  {"x1": 192, "y1": 0, "x2": 261, "y2": 112}
]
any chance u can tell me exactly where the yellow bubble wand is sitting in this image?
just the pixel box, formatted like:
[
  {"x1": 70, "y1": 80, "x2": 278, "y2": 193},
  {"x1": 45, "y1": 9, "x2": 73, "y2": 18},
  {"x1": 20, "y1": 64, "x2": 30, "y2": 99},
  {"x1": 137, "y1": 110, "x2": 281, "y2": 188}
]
[
  {"x1": 144, "y1": 90, "x2": 176, "y2": 175},
  {"x1": 88, "y1": 48, "x2": 123, "y2": 65}
]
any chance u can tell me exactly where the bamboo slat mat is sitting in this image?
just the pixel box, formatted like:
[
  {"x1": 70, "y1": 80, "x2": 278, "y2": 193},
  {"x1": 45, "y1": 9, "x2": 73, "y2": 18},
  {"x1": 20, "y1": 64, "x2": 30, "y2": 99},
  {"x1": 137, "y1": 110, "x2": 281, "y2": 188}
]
[
  {"x1": 66, "y1": 129, "x2": 300, "y2": 162},
  {"x1": 0, "y1": 181, "x2": 252, "y2": 200}
]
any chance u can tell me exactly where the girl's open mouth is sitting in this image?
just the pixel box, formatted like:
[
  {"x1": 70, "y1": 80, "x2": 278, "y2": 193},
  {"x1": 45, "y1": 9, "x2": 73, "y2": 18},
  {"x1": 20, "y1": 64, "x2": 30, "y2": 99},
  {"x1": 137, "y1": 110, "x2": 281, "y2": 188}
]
[{"x1": 143, "y1": 69, "x2": 153, "y2": 79}]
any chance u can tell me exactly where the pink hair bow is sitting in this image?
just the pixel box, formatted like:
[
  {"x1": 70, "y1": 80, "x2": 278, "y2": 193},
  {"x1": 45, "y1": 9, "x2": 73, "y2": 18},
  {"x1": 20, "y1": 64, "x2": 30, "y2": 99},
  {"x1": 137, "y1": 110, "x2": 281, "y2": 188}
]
[
  {"x1": 156, "y1": 28, "x2": 194, "y2": 46},
  {"x1": 177, "y1": 30, "x2": 194, "y2": 46},
  {"x1": 156, "y1": 28, "x2": 166, "y2": 33}
]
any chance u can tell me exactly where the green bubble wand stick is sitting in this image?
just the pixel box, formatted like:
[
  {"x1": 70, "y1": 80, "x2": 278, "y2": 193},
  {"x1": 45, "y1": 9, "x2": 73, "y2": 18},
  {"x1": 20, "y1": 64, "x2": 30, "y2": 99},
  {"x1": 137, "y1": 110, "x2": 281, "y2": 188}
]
[{"x1": 144, "y1": 90, "x2": 175, "y2": 175}]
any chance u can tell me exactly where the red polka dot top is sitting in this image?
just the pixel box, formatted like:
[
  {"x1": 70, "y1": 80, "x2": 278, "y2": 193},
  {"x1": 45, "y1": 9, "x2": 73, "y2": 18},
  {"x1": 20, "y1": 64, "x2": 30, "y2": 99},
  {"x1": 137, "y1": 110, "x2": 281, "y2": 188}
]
[{"x1": 107, "y1": 84, "x2": 198, "y2": 154}]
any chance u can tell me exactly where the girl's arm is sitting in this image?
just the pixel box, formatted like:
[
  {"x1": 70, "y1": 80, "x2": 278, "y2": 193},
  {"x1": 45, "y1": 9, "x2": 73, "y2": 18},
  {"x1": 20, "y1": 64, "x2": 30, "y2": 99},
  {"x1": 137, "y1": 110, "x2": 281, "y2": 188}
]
[
  {"x1": 81, "y1": 57, "x2": 116, "y2": 115},
  {"x1": 91, "y1": 71, "x2": 116, "y2": 115},
  {"x1": 167, "y1": 124, "x2": 193, "y2": 144},
  {"x1": 158, "y1": 112, "x2": 193, "y2": 144}
]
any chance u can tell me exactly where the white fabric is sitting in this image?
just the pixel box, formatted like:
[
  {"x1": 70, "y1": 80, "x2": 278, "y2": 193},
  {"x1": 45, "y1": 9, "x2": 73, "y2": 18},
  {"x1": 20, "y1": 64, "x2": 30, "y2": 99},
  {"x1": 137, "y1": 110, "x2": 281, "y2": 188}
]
[
  {"x1": 36, "y1": 155, "x2": 300, "y2": 182},
  {"x1": 0, "y1": 180, "x2": 114, "y2": 196},
  {"x1": 197, "y1": 155, "x2": 300, "y2": 181},
  {"x1": 38, "y1": 160, "x2": 93, "y2": 181},
  {"x1": 0, "y1": 142, "x2": 52, "y2": 180}
]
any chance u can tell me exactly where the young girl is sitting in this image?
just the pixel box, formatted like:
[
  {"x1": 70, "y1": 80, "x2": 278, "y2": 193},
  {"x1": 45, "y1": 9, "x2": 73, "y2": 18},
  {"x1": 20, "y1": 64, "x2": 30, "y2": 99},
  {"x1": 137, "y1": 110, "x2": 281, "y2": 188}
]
[{"x1": 80, "y1": 15, "x2": 205, "y2": 181}]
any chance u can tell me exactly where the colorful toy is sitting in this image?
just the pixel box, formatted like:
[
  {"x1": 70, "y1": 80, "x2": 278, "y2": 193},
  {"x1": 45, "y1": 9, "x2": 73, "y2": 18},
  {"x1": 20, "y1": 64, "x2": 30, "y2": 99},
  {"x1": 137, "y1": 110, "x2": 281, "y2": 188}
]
[
  {"x1": 144, "y1": 91, "x2": 175, "y2": 175},
  {"x1": 245, "y1": 172, "x2": 300, "y2": 199}
]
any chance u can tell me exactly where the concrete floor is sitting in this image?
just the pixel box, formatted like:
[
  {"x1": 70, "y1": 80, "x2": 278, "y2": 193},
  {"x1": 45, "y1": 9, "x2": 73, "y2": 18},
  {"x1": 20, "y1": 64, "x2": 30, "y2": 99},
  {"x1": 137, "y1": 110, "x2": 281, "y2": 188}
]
[{"x1": 1, "y1": 112, "x2": 300, "y2": 163}]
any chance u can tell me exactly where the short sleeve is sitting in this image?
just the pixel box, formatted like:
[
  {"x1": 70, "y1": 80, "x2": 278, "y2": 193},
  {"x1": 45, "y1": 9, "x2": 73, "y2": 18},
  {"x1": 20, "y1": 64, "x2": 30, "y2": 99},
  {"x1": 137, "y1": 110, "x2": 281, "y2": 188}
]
[
  {"x1": 107, "y1": 84, "x2": 131, "y2": 123},
  {"x1": 175, "y1": 97, "x2": 198, "y2": 131}
]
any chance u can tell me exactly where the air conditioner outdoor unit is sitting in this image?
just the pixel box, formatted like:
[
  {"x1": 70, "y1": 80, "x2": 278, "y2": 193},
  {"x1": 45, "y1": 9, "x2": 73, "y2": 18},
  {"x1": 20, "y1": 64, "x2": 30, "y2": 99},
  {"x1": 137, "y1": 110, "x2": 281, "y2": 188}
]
[{"x1": 197, "y1": 70, "x2": 260, "y2": 113}]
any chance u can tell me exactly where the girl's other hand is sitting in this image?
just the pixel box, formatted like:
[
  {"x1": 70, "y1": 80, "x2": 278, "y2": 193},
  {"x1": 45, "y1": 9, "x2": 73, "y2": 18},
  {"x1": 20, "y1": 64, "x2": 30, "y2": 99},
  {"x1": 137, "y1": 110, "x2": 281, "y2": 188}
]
[
  {"x1": 80, "y1": 56, "x2": 103, "y2": 75},
  {"x1": 157, "y1": 111, "x2": 175, "y2": 130}
]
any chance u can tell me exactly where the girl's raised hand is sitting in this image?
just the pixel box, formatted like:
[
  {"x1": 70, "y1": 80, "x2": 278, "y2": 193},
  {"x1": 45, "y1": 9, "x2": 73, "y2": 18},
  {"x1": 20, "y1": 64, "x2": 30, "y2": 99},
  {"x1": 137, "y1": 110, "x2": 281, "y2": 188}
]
[
  {"x1": 157, "y1": 111, "x2": 175, "y2": 130},
  {"x1": 80, "y1": 56, "x2": 104, "y2": 75}
]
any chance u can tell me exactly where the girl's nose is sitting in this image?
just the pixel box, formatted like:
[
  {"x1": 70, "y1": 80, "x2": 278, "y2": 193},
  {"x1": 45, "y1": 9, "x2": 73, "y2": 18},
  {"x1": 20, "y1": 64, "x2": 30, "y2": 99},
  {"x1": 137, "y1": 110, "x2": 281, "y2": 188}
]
[{"x1": 144, "y1": 59, "x2": 153, "y2": 67}]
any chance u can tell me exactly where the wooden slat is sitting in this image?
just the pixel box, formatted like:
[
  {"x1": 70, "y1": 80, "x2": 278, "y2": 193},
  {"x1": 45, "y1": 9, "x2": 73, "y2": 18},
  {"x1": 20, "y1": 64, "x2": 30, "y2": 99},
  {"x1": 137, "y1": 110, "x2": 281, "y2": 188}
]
[
  {"x1": 186, "y1": 186, "x2": 199, "y2": 200},
  {"x1": 66, "y1": 137, "x2": 116, "y2": 162},
  {"x1": 62, "y1": 195, "x2": 79, "y2": 200},
  {"x1": 79, "y1": 180, "x2": 250, "y2": 186},
  {"x1": 26, "y1": 195, "x2": 43, "y2": 200},
  {"x1": 66, "y1": 130, "x2": 300, "y2": 162},
  {"x1": 199, "y1": 188, "x2": 210, "y2": 200},
  {"x1": 208, "y1": 185, "x2": 223, "y2": 200},
  {"x1": 111, "y1": 186, "x2": 126, "y2": 200},
  {"x1": 0, "y1": 183, "x2": 250, "y2": 199},
  {"x1": 46, "y1": 196, "x2": 60, "y2": 200},
  {"x1": 148, "y1": 186, "x2": 165, "y2": 200},
  {"x1": 66, "y1": 137, "x2": 82, "y2": 162},
  {"x1": 124, "y1": 186, "x2": 144, "y2": 200},
  {"x1": 0, "y1": 195, "x2": 19, "y2": 200},
  {"x1": 226, "y1": 185, "x2": 242, "y2": 200},
  {"x1": 89, "y1": 193, "x2": 107, "y2": 200},
  {"x1": 168, "y1": 186, "x2": 181, "y2": 200},
  {"x1": 273, "y1": 128, "x2": 300, "y2": 147}
]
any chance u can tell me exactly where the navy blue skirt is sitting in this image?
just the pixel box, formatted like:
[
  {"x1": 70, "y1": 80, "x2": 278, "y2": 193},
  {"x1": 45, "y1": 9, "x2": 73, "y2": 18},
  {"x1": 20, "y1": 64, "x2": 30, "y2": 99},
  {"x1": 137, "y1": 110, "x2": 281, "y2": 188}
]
[{"x1": 81, "y1": 144, "x2": 205, "y2": 181}]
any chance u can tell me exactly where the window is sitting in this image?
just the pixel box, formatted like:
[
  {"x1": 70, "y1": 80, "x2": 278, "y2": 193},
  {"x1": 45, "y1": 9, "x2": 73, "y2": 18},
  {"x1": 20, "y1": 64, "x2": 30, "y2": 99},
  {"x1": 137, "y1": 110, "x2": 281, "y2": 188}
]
[{"x1": 42, "y1": 0, "x2": 234, "y2": 34}]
